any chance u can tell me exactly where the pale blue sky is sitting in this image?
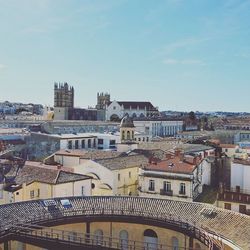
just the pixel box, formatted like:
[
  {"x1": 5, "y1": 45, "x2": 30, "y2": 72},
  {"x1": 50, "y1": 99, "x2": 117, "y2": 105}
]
[{"x1": 0, "y1": 0, "x2": 250, "y2": 112}]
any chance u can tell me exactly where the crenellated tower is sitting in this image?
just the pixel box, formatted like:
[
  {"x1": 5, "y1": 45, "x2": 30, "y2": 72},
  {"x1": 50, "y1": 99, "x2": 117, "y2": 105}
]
[
  {"x1": 54, "y1": 82, "x2": 74, "y2": 108},
  {"x1": 96, "y1": 92, "x2": 110, "y2": 110},
  {"x1": 54, "y1": 82, "x2": 74, "y2": 120}
]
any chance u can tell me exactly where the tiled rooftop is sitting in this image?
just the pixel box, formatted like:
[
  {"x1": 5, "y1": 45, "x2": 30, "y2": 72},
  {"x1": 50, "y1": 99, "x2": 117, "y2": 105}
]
[
  {"x1": 219, "y1": 144, "x2": 236, "y2": 148},
  {"x1": 0, "y1": 196, "x2": 249, "y2": 249},
  {"x1": 14, "y1": 164, "x2": 91, "y2": 186},
  {"x1": 233, "y1": 158, "x2": 250, "y2": 166},
  {"x1": 144, "y1": 155, "x2": 199, "y2": 174},
  {"x1": 96, "y1": 154, "x2": 149, "y2": 170},
  {"x1": 56, "y1": 149, "x2": 123, "y2": 160}
]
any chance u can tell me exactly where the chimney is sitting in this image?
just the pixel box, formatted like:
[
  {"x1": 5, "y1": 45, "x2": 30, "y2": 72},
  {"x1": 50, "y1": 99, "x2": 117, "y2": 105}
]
[
  {"x1": 179, "y1": 152, "x2": 185, "y2": 162},
  {"x1": 166, "y1": 153, "x2": 172, "y2": 160},
  {"x1": 174, "y1": 148, "x2": 181, "y2": 157},
  {"x1": 175, "y1": 149, "x2": 185, "y2": 162},
  {"x1": 219, "y1": 182, "x2": 224, "y2": 194},
  {"x1": 148, "y1": 157, "x2": 153, "y2": 164}
]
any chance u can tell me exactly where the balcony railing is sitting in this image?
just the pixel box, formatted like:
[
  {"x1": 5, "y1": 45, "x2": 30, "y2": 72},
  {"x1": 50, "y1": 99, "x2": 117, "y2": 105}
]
[
  {"x1": 160, "y1": 189, "x2": 173, "y2": 196},
  {"x1": 179, "y1": 191, "x2": 186, "y2": 195},
  {"x1": 229, "y1": 187, "x2": 250, "y2": 195},
  {"x1": 218, "y1": 190, "x2": 250, "y2": 204}
]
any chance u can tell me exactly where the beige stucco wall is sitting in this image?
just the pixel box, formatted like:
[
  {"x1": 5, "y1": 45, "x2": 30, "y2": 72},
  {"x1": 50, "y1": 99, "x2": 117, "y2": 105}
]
[
  {"x1": 55, "y1": 154, "x2": 80, "y2": 167},
  {"x1": 73, "y1": 160, "x2": 139, "y2": 196},
  {"x1": 139, "y1": 174, "x2": 193, "y2": 202},
  {"x1": 217, "y1": 200, "x2": 250, "y2": 213},
  {"x1": 13, "y1": 179, "x2": 92, "y2": 202}
]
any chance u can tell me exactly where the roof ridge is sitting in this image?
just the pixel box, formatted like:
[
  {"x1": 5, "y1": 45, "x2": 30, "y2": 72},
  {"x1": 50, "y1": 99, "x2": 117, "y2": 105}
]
[{"x1": 55, "y1": 169, "x2": 61, "y2": 184}]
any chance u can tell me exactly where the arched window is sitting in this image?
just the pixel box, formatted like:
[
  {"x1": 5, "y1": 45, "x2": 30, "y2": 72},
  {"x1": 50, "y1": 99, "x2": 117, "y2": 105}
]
[
  {"x1": 110, "y1": 114, "x2": 120, "y2": 122},
  {"x1": 122, "y1": 131, "x2": 125, "y2": 140},
  {"x1": 68, "y1": 140, "x2": 72, "y2": 149},
  {"x1": 119, "y1": 230, "x2": 129, "y2": 250},
  {"x1": 94, "y1": 229, "x2": 103, "y2": 245},
  {"x1": 75, "y1": 140, "x2": 79, "y2": 149},
  {"x1": 81, "y1": 140, "x2": 85, "y2": 148},
  {"x1": 195, "y1": 243, "x2": 201, "y2": 250},
  {"x1": 144, "y1": 229, "x2": 158, "y2": 250},
  {"x1": 88, "y1": 139, "x2": 91, "y2": 148},
  {"x1": 172, "y1": 237, "x2": 179, "y2": 250},
  {"x1": 127, "y1": 131, "x2": 130, "y2": 139}
]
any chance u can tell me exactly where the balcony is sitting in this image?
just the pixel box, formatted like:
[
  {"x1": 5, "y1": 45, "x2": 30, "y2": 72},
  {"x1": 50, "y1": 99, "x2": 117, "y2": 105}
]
[
  {"x1": 160, "y1": 189, "x2": 173, "y2": 196},
  {"x1": 179, "y1": 191, "x2": 186, "y2": 195},
  {"x1": 217, "y1": 189, "x2": 250, "y2": 204}
]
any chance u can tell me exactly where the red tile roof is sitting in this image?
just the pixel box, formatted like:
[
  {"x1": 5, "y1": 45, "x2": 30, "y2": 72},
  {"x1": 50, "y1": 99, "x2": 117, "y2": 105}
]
[
  {"x1": 144, "y1": 155, "x2": 201, "y2": 174},
  {"x1": 220, "y1": 144, "x2": 236, "y2": 149}
]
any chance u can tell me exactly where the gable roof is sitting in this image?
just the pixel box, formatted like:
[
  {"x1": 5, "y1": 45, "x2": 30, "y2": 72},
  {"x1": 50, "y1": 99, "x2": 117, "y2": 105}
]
[
  {"x1": 13, "y1": 164, "x2": 91, "y2": 186},
  {"x1": 109, "y1": 101, "x2": 158, "y2": 111},
  {"x1": 95, "y1": 154, "x2": 148, "y2": 170},
  {"x1": 144, "y1": 156, "x2": 198, "y2": 174},
  {"x1": 55, "y1": 149, "x2": 124, "y2": 160}
]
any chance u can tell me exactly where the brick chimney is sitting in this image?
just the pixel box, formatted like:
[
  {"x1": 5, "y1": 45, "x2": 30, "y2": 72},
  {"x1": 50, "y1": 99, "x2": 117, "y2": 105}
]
[
  {"x1": 174, "y1": 148, "x2": 181, "y2": 157},
  {"x1": 166, "y1": 153, "x2": 172, "y2": 160},
  {"x1": 179, "y1": 152, "x2": 185, "y2": 162},
  {"x1": 149, "y1": 157, "x2": 157, "y2": 165},
  {"x1": 175, "y1": 149, "x2": 185, "y2": 162}
]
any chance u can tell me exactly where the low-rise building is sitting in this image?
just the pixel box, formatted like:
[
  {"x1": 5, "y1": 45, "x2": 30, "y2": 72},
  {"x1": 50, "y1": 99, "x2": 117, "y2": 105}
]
[
  {"x1": 134, "y1": 118, "x2": 183, "y2": 138},
  {"x1": 220, "y1": 144, "x2": 248, "y2": 159},
  {"x1": 54, "y1": 149, "x2": 168, "y2": 196},
  {"x1": 234, "y1": 131, "x2": 250, "y2": 144},
  {"x1": 138, "y1": 149, "x2": 214, "y2": 202},
  {"x1": 82, "y1": 153, "x2": 148, "y2": 196},
  {"x1": 216, "y1": 158, "x2": 250, "y2": 215},
  {"x1": 26, "y1": 132, "x2": 120, "y2": 161},
  {"x1": 5, "y1": 161, "x2": 92, "y2": 202}
]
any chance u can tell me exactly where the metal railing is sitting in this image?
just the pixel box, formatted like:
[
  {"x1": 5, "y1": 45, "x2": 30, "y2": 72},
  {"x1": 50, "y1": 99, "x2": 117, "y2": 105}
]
[
  {"x1": 0, "y1": 196, "x2": 238, "y2": 249},
  {"x1": 10, "y1": 224, "x2": 210, "y2": 250},
  {"x1": 5, "y1": 207, "x2": 216, "y2": 248},
  {"x1": 159, "y1": 189, "x2": 173, "y2": 196}
]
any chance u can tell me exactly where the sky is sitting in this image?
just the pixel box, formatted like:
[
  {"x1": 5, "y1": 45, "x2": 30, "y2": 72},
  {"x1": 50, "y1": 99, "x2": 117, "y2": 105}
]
[{"x1": 0, "y1": 0, "x2": 250, "y2": 112}]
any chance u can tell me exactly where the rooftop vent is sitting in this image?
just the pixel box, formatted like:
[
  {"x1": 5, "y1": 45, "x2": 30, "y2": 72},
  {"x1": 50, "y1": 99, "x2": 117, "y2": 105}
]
[
  {"x1": 168, "y1": 163, "x2": 174, "y2": 168},
  {"x1": 200, "y1": 208, "x2": 217, "y2": 218}
]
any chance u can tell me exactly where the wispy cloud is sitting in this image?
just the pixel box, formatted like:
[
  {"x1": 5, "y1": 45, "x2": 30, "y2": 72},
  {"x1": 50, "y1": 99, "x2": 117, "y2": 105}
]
[
  {"x1": 163, "y1": 58, "x2": 205, "y2": 65},
  {"x1": 235, "y1": 52, "x2": 250, "y2": 59},
  {"x1": 21, "y1": 27, "x2": 48, "y2": 34},
  {"x1": 76, "y1": 0, "x2": 125, "y2": 14},
  {"x1": 162, "y1": 37, "x2": 210, "y2": 55},
  {"x1": 165, "y1": 0, "x2": 183, "y2": 6},
  {"x1": 0, "y1": 64, "x2": 6, "y2": 70}
]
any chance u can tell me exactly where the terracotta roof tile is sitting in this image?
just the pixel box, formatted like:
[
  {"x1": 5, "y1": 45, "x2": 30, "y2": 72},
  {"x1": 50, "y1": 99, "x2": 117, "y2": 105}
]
[{"x1": 144, "y1": 155, "x2": 200, "y2": 174}]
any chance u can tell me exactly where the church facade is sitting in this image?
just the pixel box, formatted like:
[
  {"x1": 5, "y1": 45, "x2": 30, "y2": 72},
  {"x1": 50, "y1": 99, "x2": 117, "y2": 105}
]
[{"x1": 106, "y1": 101, "x2": 159, "y2": 121}]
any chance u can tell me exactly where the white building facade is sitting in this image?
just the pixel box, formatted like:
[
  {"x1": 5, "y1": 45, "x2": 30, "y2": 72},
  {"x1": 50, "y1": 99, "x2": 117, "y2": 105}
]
[
  {"x1": 138, "y1": 152, "x2": 212, "y2": 202},
  {"x1": 134, "y1": 119, "x2": 183, "y2": 138},
  {"x1": 106, "y1": 101, "x2": 159, "y2": 121},
  {"x1": 231, "y1": 160, "x2": 250, "y2": 191}
]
